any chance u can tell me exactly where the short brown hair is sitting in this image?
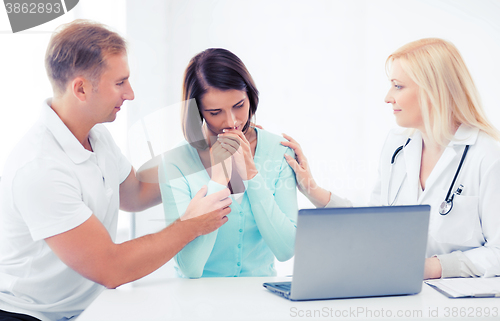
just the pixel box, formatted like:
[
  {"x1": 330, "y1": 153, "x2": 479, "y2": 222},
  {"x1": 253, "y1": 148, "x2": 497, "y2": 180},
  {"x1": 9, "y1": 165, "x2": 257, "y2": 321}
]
[{"x1": 45, "y1": 19, "x2": 127, "y2": 95}]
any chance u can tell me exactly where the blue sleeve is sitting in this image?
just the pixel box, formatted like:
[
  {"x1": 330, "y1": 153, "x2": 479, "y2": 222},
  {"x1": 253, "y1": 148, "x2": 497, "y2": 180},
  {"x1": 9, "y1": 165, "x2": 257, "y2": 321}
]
[
  {"x1": 245, "y1": 147, "x2": 298, "y2": 261},
  {"x1": 159, "y1": 156, "x2": 225, "y2": 278}
]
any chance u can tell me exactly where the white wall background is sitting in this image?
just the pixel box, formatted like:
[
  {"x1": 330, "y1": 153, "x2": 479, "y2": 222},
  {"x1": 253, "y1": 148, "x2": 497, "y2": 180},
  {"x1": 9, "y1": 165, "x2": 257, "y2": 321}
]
[
  {"x1": 126, "y1": 0, "x2": 500, "y2": 208},
  {"x1": 2, "y1": 0, "x2": 500, "y2": 279}
]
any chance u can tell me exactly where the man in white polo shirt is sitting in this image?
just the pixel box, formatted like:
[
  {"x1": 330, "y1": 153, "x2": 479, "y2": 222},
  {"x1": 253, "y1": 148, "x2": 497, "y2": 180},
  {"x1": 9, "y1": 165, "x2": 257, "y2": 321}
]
[{"x1": 0, "y1": 20, "x2": 231, "y2": 321}]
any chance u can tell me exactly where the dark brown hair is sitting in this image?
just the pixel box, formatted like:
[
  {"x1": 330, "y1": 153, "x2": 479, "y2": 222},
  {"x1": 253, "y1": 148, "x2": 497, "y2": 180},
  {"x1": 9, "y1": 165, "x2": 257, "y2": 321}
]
[
  {"x1": 45, "y1": 19, "x2": 127, "y2": 95},
  {"x1": 181, "y1": 48, "x2": 259, "y2": 150}
]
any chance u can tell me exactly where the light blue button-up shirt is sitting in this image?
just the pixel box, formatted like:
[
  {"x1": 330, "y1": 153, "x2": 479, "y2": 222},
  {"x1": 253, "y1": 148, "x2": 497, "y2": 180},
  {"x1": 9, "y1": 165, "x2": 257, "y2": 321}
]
[{"x1": 159, "y1": 128, "x2": 298, "y2": 278}]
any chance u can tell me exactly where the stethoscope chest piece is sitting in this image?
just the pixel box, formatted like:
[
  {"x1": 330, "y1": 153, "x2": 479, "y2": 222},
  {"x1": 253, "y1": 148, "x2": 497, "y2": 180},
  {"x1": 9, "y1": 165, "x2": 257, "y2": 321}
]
[
  {"x1": 439, "y1": 199, "x2": 453, "y2": 215},
  {"x1": 438, "y1": 183, "x2": 464, "y2": 215}
]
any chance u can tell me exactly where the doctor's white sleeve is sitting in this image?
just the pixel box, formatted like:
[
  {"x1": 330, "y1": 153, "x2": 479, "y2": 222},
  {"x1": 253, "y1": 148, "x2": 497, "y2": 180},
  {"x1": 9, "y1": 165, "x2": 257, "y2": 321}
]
[{"x1": 324, "y1": 192, "x2": 353, "y2": 208}]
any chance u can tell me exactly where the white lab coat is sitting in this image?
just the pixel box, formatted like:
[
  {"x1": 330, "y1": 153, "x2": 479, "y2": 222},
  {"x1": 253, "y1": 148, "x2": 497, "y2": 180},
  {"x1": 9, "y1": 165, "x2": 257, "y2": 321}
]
[
  {"x1": 369, "y1": 125, "x2": 500, "y2": 277},
  {"x1": 326, "y1": 124, "x2": 500, "y2": 277}
]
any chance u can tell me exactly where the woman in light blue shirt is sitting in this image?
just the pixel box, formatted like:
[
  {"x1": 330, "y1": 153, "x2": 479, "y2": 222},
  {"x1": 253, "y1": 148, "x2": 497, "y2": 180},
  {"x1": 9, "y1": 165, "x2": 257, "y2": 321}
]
[{"x1": 159, "y1": 48, "x2": 297, "y2": 278}]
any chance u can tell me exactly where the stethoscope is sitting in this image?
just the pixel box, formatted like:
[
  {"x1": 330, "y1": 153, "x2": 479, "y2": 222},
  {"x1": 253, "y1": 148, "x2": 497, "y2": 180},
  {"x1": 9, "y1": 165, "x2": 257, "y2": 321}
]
[{"x1": 388, "y1": 138, "x2": 470, "y2": 215}]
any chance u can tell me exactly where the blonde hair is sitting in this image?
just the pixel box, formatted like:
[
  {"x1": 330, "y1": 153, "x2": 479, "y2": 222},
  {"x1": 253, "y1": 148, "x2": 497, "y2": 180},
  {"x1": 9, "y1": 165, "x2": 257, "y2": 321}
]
[{"x1": 386, "y1": 38, "x2": 500, "y2": 145}]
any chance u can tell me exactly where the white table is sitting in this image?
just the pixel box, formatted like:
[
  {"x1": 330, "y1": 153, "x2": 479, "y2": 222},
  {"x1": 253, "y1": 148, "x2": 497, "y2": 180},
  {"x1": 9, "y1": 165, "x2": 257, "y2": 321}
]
[{"x1": 77, "y1": 277, "x2": 500, "y2": 321}]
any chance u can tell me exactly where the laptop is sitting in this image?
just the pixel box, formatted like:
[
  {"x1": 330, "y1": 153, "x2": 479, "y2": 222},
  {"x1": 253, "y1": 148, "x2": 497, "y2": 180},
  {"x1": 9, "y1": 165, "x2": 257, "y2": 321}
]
[{"x1": 263, "y1": 205, "x2": 430, "y2": 301}]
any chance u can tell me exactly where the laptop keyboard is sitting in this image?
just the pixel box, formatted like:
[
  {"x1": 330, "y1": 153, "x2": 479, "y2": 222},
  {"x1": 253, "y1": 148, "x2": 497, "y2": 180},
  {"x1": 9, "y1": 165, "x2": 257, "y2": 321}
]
[{"x1": 273, "y1": 282, "x2": 291, "y2": 291}]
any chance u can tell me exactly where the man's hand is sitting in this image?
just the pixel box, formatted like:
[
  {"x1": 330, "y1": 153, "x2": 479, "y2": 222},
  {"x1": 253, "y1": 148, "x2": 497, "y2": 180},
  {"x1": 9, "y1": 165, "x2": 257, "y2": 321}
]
[
  {"x1": 182, "y1": 205, "x2": 231, "y2": 237},
  {"x1": 181, "y1": 186, "x2": 232, "y2": 221},
  {"x1": 45, "y1": 187, "x2": 231, "y2": 289}
]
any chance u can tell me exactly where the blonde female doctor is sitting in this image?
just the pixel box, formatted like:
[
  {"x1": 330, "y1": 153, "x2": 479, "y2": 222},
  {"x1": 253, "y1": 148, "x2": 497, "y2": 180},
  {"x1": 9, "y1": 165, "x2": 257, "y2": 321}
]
[{"x1": 282, "y1": 38, "x2": 500, "y2": 279}]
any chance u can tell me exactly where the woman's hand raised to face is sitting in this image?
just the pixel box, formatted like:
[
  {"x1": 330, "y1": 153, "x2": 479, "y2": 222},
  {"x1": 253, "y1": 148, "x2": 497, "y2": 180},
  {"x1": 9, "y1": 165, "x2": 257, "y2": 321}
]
[
  {"x1": 281, "y1": 134, "x2": 331, "y2": 208},
  {"x1": 218, "y1": 129, "x2": 258, "y2": 180},
  {"x1": 210, "y1": 139, "x2": 234, "y2": 185}
]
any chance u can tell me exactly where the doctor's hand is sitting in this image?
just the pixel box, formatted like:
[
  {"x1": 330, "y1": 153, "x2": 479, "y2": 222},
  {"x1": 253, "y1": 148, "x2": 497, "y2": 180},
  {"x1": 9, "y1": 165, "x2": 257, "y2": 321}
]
[
  {"x1": 423, "y1": 257, "x2": 442, "y2": 279},
  {"x1": 218, "y1": 129, "x2": 258, "y2": 180},
  {"x1": 281, "y1": 134, "x2": 332, "y2": 208}
]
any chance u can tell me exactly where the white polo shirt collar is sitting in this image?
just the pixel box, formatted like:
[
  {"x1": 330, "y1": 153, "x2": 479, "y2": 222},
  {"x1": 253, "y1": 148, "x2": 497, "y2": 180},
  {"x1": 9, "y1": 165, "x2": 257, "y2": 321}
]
[{"x1": 42, "y1": 99, "x2": 93, "y2": 164}]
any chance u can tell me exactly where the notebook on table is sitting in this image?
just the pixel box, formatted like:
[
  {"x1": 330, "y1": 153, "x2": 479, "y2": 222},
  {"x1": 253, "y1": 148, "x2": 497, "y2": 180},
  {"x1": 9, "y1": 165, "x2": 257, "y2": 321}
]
[{"x1": 426, "y1": 278, "x2": 500, "y2": 298}]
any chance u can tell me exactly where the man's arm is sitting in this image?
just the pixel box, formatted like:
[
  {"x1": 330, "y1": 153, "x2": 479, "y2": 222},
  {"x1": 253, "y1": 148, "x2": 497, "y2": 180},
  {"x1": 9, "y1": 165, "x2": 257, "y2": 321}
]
[
  {"x1": 45, "y1": 187, "x2": 231, "y2": 289},
  {"x1": 119, "y1": 167, "x2": 161, "y2": 212}
]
